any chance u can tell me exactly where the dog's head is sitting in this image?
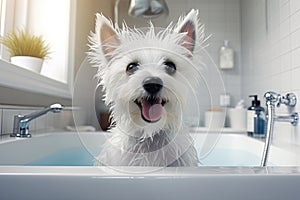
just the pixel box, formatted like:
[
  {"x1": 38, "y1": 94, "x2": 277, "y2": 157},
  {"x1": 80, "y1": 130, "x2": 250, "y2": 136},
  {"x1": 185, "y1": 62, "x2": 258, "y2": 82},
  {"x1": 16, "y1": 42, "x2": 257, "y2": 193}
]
[{"x1": 88, "y1": 9, "x2": 206, "y2": 139}]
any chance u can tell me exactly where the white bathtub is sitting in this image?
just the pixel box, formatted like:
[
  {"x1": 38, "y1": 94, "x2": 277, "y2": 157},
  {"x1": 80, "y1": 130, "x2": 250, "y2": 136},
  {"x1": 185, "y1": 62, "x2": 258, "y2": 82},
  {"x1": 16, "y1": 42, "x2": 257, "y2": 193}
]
[{"x1": 0, "y1": 132, "x2": 300, "y2": 200}]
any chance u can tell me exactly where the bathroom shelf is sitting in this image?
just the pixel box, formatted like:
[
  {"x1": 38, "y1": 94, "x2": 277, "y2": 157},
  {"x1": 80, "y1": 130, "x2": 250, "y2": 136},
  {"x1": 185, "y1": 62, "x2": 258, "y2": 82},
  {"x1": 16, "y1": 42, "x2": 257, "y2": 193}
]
[
  {"x1": 190, "y1": 127, "x2": 246, "y2": 134},
  {"x1": 0, "y1": 60, "x2": 71, "y2": 99}
]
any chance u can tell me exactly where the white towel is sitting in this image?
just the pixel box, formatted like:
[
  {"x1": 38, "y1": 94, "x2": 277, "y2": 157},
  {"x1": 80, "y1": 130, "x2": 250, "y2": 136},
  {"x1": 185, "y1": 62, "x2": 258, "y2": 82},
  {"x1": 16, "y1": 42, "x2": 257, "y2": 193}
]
[{"x1": 65, "y1": 125, "x2": 96, "y2": 132}]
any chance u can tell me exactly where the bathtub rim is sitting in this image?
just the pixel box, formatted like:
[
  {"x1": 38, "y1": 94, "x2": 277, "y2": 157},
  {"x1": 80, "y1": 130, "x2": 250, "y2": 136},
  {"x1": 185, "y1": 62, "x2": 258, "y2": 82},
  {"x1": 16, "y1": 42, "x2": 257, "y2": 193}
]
[{"x1": 1, "y1": 166, "x2": 300, "y2": 177}]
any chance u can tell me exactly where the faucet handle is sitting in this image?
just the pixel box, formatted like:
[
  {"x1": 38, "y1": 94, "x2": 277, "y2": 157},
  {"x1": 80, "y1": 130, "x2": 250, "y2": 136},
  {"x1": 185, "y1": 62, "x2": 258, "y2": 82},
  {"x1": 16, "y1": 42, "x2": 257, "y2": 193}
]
[
  {"x1": 264, "y1": 91, "x2": 280, "y2": 105},
  {"x1": 278, "y1": 93, "x2": 297, "y2": 108},
  {"x1": 284, "y1": 93, "x2": 297, "y2": 107},
  {"x1": 264, "y1": 91, "x2": 297, "y2": 108}
]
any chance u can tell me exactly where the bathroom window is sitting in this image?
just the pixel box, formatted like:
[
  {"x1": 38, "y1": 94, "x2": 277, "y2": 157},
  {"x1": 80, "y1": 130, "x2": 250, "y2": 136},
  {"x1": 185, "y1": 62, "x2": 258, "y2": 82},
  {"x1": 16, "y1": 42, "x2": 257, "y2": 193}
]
[{"x1": 0, "y1": 0, "x2": 75, "y2": 99}]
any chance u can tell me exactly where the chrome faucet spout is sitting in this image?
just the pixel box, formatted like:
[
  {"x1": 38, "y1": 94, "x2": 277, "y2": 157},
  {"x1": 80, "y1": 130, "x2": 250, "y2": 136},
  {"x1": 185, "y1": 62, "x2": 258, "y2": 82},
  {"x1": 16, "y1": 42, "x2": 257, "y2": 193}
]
[
  {"x1": 21, "y1": 103, "x2": 63, "y2": 123},
  {"x1": 275, "y1": 113, "x2": 299, "y2": 125},
  {"x1": 261, "y1": 91, "x2": 298, "y2": 167},
  {"x1": 11, "y1": 103, "x2": 63, "y2": 138},
  {"x1": 261, "y1": 100, "x2": 275, "y2": 167}
]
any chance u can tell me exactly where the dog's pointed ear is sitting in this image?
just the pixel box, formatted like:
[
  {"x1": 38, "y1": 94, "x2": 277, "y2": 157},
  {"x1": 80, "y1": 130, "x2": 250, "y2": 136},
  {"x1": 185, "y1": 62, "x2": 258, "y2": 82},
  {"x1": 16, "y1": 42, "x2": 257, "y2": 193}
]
[
  {"x1": 95, "y1": 13, "x2": 120, "y2": 59},
  {"x1": 175, "y1": 9, "x2": 199, "y2": 53}
]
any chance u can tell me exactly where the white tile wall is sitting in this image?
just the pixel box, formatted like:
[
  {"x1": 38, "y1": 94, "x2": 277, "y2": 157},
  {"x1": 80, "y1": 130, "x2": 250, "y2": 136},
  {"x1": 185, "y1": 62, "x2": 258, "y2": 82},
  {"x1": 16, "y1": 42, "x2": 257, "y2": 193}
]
[
  {"x1": 241, "y1": 0, "x2": 300, "y2": 147},
  {"x1": 290, "y1": 0, "x2": 300, "y2": 14},
  {"x1": 0, "y1": 105, "x2": 73, "y2": 135},
  {"x1": 0, "y1": 109, "x2": 2, "y2": 135},
  {"x1": 2, "y1": 108, "x2": 24, "y2": 134}
]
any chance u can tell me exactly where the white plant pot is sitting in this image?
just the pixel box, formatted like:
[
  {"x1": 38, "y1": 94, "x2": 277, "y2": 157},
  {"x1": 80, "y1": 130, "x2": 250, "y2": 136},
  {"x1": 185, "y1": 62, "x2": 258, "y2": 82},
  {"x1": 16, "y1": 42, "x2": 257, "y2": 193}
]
[{"x1": 10, "y1": 56, "x2": 43, "y2": 73}]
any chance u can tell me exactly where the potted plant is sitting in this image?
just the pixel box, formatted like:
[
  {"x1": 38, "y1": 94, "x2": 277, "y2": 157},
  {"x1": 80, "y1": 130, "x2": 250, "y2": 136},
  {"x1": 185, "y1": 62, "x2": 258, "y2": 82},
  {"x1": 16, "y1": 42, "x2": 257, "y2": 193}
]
[{"x1": 0, "y1": 29, "x2": 50, "y2": 73}]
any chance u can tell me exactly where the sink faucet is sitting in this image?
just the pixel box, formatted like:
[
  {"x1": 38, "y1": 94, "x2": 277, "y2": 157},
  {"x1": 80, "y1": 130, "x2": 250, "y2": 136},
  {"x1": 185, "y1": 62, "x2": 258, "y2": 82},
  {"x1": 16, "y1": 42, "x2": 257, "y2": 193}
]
[{"x1": 11, "y1": 103, "x2": 63, "y2": 138}]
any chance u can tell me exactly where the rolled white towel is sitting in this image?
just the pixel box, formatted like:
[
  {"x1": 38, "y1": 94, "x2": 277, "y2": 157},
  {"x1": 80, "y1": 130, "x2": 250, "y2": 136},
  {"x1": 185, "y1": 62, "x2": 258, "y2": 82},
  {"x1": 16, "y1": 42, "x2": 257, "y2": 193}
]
[{"x1": 65, "y1": 125, "x2": 96, "y2": 132}]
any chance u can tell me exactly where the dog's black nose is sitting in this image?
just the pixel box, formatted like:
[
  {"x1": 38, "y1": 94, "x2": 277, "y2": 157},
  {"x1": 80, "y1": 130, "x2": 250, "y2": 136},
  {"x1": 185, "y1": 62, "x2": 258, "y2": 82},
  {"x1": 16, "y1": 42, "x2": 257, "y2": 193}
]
[{"x1": 143, "y1": 77, "x2": 163, "y2": 94}]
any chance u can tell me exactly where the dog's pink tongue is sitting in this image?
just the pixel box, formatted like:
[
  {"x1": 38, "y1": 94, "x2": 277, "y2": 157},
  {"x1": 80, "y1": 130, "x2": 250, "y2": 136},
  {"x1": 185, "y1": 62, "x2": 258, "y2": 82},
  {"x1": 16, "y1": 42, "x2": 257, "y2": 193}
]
[{"x1": 142, "y1": 99, "x2": 162, "y2": 122}]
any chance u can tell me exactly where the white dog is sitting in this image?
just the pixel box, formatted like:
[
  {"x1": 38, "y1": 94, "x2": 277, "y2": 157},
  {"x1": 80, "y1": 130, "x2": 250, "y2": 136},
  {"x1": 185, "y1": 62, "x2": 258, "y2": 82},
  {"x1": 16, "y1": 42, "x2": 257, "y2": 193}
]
[{"x1": 88, "y1": 9, "x2": 206, "y2": 166}]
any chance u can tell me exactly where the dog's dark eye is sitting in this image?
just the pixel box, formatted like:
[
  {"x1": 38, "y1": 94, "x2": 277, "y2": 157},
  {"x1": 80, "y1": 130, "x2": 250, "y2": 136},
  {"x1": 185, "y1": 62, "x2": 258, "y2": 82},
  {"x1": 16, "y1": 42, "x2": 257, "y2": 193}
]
[
  {"x1": 164, "y1": 61, "x2": 176, "y2": 75},
  {"x1": 126, "y1": 62, "x2": 139, "y2": 75}
]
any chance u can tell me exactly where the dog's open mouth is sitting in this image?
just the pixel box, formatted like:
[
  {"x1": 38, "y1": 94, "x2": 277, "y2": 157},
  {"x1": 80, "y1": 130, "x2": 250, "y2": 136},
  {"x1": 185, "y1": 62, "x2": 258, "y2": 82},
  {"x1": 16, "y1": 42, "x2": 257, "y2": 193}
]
[{"x1": 134, "y1": 97, "x2": 167, "y2": 123}]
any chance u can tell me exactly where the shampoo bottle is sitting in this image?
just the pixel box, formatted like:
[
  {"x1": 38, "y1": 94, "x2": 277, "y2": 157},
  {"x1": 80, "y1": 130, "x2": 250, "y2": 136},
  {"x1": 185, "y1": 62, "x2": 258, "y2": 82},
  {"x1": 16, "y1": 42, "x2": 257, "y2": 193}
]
[
  {"x1": 219, "y1": 40, "x2": 234, "y2": 69},
  {"x1": 247, "y1": 95, "x2": 266, "y2": 137}
]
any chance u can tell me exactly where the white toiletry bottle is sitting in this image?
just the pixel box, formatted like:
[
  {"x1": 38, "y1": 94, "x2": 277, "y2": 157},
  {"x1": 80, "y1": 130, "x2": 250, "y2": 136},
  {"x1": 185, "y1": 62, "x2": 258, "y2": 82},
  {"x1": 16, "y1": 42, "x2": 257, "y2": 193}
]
[{"x1": 219, "y1": 40, "x2": 234, "y2": 69}]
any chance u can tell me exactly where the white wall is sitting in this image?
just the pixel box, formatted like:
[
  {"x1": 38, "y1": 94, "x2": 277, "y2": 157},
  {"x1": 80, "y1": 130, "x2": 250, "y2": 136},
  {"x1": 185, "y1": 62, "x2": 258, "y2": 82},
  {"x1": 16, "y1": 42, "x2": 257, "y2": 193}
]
[
  {"x1": 72, "y1": 0, "x2": 114, "y2": 129},
  {"x1": 241, "y1": 0, "x2": 300, "y2": 146},
  {"x1": 74, "y1": 0, "x2": 114, "y2": 74}
]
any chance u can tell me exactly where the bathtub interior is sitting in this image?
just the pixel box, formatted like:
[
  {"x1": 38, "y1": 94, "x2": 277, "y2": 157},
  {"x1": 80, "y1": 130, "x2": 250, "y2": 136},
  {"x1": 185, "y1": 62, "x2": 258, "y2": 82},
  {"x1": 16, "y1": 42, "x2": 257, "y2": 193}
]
[{"x1": 0, "y1": 132, "x2": 299, "y2": 167}]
